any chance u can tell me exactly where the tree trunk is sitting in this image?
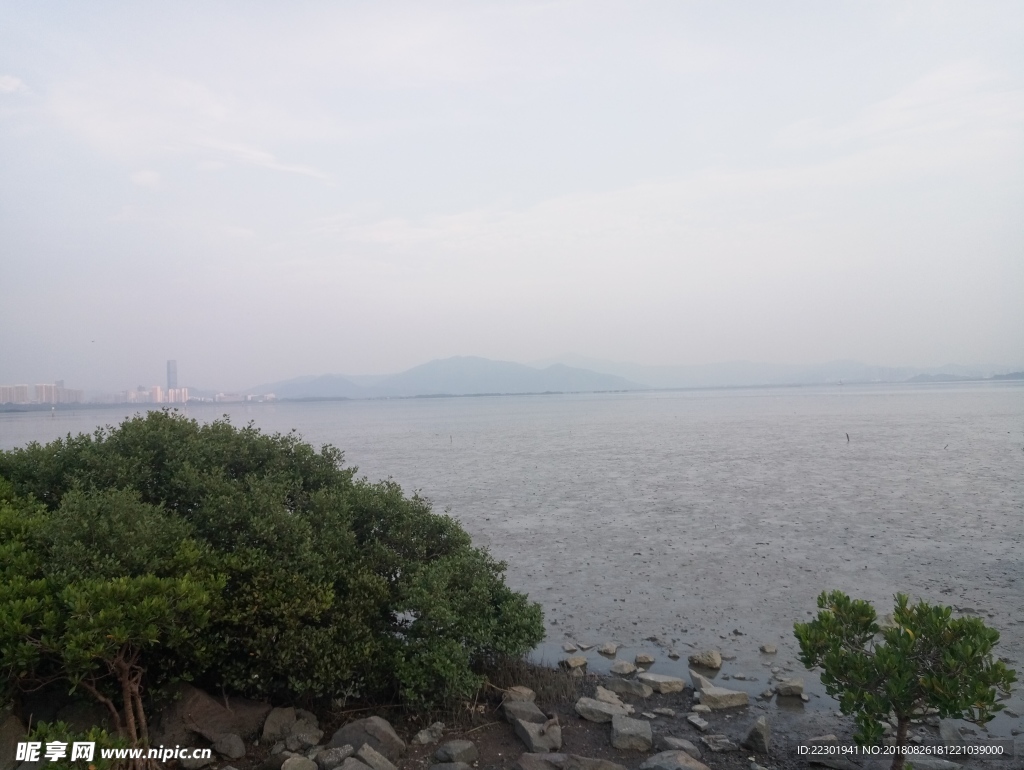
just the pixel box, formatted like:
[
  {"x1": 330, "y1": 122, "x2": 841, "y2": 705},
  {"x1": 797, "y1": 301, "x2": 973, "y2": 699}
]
[{"x1": 889, "y1": 716, "x2": 910, "y2": 770}]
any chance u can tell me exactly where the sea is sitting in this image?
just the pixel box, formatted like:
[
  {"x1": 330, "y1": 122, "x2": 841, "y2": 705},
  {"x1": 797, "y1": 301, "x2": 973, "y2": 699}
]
[{"x1": 2, "y1": 382, "x2": 1022, "y2": 735}]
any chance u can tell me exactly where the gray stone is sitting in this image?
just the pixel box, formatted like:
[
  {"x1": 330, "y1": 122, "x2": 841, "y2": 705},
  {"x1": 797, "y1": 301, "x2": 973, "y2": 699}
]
[
  {"x1": 639, "y1": 750, "x2": 710, "y2": 770},
  {"x1": 759, "y1": 644, "x2": 777, "y2": 654},
  {"x1": 562, "y1": 656, "x2": 588, "y2": 670},
  {"x1": 315, "y1": 746, "x2": 355, "y2": 770},
  {"x1": 637, "y1": 672, "x2": 686, "y2": 694},
  {"x1": 281, "y1": 758, "x2": 318, "y2": 770},
  {"x1": 514, "y1": 754, "x2": 627, "y2": 770},
  {"x1": 653, "y1": 708, "x2": 675, "y2": 717},
  {"x1": 642, "y1": 712, "x2": 657, "y2": 719},
  {"x1": 603, "y1": 678, "x2": 653, "y2": 698},
  {"x1": 0, "y1": 713, "x2": 26, "y2": 770},
  {"x1": 505, "y1": 700, "x2": 548, "y2": 724},
  {"x1": 687, "y1": 670, "x2": 713, "y2": 692},
  {"x1": 563, "y1": 642, "x2": 578, "y2": 653},
  {"x1": 610, "y1": 715, "x2": 652, "y2": 751},
  {"x1": 635, "y1": 654, "x2": 655, "y2": 665},
  {"x1": 686, "y1": 715, "x2": 709, "y2": 732},
  {"x1": 575, "y1": 697, "x2": 628, "y2": 723},
  {"x1": 330, "y1": 718, "x2": 405, "y2": 762},
  {"x1": 938, "y1": 720, "x2": 965, "y2": 747},
  {"x1": 152, "y1": 683, "x2": 272, "y2": 748},
  {"x1": 700, "y1": 685, "x2": 749, "y2": 710},
  {"x1": 690, "y1": 705, "x2": 711, "y2": 714},
  {"x1": 667, "y1": 650, "x2": 680, "y2": 660},
  {"x1": 687, "y1": 651, "x2": 722, "y2": 670},
  {"x1": 513, "y1": 718, "x2": 562, "y2": 752},
  {"x1": 699, "y1": 734, "x2": 737, "y2": 752},
  {"x1": 264, "y1": 708, "x2": 298, "y2": 743},
  {"x1": 295, "y1": 710, "x2": 318, "y2": 729},
  {"x1": 336, "y1": 760, "x2": 372, "y2": 770},
  {"x1": 413, "y1": 722, "x2": 445, "y2": 745},
  {"x1": 271, "y1": 744, "x2": 286, "y2": 756},
  {"x1": 180, "y1": 757, "x2": 214, "y2": 770},
  {"x1": 429, "y1": 764, "x2": 471, "y2": 770},
  {"x1": 434, "y1": 740, "x2": 478, "y2": 764},
  {"x1": 257, "y1": 755, "x2": 289, "y2": 770},
  {"x1": 610, "y1": 660, "x2": 636, "y2": 675},
  {"x1": 286, "y1": 731, "x2": 324, "y2": 751},
  {"x1": 742, "y1": 716, "x2": 770, "y2": 754},
  {"x1": 886, "y1": 761, "x2": 959, "y2": 770},
  {"x1": 355, "y1": 744, "x2": 396, "y2": 770},
  {"x1": 807, "y1": 760, "x2": 859, "y2": 770},
  {"x1": 775, "y1": 678, "x2": 804, "y2": 697},
  {"x1": 598, "y1": 642, "x2": 619, "y2": 655},
  {"x1": 507, "y1": 686, "x2": 537, "y2": 702},
  {"x1": 214, "y1": 733, "x2": 247, "y2": 760},
  {"x1": 658, "y1": 737, "x2": 701, "y2": 759},
  {"x1": 594, "y1": 686, "x2": 623, "y2": 705}
]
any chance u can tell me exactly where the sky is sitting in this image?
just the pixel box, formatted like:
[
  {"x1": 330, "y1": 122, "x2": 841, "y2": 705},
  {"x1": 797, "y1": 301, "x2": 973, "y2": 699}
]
[{"x1": 1, "y1": 2, "x2": 1022, "y2": 392}]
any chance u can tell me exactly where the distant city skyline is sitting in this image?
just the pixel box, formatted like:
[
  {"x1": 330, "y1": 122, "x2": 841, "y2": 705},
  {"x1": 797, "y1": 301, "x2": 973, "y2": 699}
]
[{"x1": 2, "y1": 3, "x2": 1021, "y2": 391}]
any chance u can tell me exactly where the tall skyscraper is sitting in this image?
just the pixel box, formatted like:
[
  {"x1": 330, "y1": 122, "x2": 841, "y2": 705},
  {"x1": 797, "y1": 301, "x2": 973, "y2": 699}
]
[{"x1": 167, "y1": 360, "x2": 178, "y2": 390}]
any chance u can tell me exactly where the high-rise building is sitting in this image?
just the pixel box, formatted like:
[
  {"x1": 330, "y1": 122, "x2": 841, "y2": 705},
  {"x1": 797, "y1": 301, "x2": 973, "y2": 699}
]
[{"x1": 167, "y1": 360, "x2": 178, "y2": 390}]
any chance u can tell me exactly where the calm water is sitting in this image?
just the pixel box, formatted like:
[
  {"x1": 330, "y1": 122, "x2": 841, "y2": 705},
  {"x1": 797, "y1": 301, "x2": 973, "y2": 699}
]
[{"x1": 2, "y1": 383, "x2": 1022, "y2": 735}]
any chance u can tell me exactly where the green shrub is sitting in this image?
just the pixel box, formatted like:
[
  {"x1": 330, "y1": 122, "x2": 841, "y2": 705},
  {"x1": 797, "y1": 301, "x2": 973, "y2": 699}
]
[
  {"x1": 26, "y1": 721, "x2": 129, "y2": 770},
  {"x1": 795, "y1": 590, "x2": 1017, "y2": 770},
  {"x1": 0, "y1": 410, "x2": 544, "y2": 733}
]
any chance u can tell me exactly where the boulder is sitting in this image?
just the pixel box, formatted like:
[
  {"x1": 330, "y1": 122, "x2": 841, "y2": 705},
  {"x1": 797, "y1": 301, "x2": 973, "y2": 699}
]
[
  {"x1": 688, "y1": 670, "x2": 713, "y2": 692},
  {"x1": 610, "y1": 715, "x2": 652, "y2": 751},
  {"x1": 603, "y1": 678, "x2": 653, "y2": 698},
  {"x1": 686, "y1": 715, "x2": 709, "y2": 732},
  {"x1": 562, "y1": 656, "x2": 588, "y2": 670},
  {"x1": 690, "y1": 705, "x2": 710, "y2": 714},
  {"x1": 563, "y1": 643, "x2": 578, "y2": 653},
  {"x1": 504, "y1": 701, "x2": 548, "y2": 724},
  {"x1": 774, "y1": 678, "x2": 804, "y2": 697},
  {"x1": 635, "y1": 654, "x2": 655, "y2": 665},
  {"x1": 315, "y1": 746, "x2": 355, "y2": 770},
  {"x1": 639, "y1": 751, "x2": 710, "y2": 770},
  {"x1": 700, "y1": 735, "x2": 737, "y2": 752},
  {"x1": 355, "y1": 744, "x2": 396, "y2": 770},
  {"x1": 429, "y1": 764, "x2": 472, "y2": 770},
  {"x1": 636, "y1": 673, "x2": 686, "y2": 694},
  {"x1": 507, "y1": 686, "x2": 537, "y2": 702},
  {"x1": 609, "y1": 660, "x2": 636, "y2": 675},
  {"x1": 653, "y1": 708, "x2": 675, "y2": 717},
  {"x1": 286, "y1": 730, "x2": 324, "y2": 752},
  {"x1": 742, "y1": 716, "x2": 770, "y2": 753},
  {"x1": 150, "y1": 683, "x2": 272, "y2": 747},
  {"x1": 434, "y1": 741, "x2": 478, "y2": 764},
  {"x1": 513, "y1": 719, "x2": 562, "y2": 752},
  {"x1": 699, "y1": 685, "x2": 749, "y2": 710},
  {"x1": 0, "y1": 713, "x2": 26, "y2": 770},
  {"x1": 759, "y1": 644, "x2": 777, "y2": 654},
  {"x1": 264, "y1": 708, "x2": 298, "y2": 743},
  {"x1": 181, "y1": 756, "x2": 214, "y2": 770},
  {"x1": 594, "y1": 687, "x2": 623, "y2": 705},
  {"x1": 336, "y1": 760, "x2": 373, "y2": 770},
  {"x1": 598, "y1": 643, "x2": 619, "y2": 655},
  {"x1": 258, "y1": 754, "x2": 290, "y2": 770},
  {"x1": 574, "y1": 697, "x2": 628, "y2": 723},
  {"x1": 413, "y1": 722, "x2": 445, "y2": 745},
  {"x1": 514, "y1": 754, "x2": 627, "y2": 770},
  {"x1": 329, "y1": 717, "x2": 406, "y2": 762},
  {"x1": 213, "y1": 734, "x2": 247, "y2": 760},
  {"x1": 687, "y1": 651, "x2": 722, "y2": 670},
  {"x1": 657, "y1": 737, "x2": 701, "y2": 759},
  {"x1": 281, "y1": 758, "x2": 318, "y2": 770}
]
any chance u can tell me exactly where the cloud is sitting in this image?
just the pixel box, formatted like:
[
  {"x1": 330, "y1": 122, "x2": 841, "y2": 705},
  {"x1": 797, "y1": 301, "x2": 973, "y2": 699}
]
[
  {"x1": 130, "y1": 170, "x2": 161, "y2": 188},
  {"x1": 0, "y1": 75, "x2": 25, "y2": 93},
  {"x1": 197, "y1": 140, "x2": 331, "y2": 181}
]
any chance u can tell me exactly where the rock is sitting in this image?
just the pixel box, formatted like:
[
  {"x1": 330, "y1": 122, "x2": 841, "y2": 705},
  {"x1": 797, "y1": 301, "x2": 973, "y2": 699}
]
[
  {"x1": 759, "y1": 644, "x2": 777, "y2": 654},
  {"x1": 688, "y1": 670, "x2": 713, "y2": 692},
  {"x1": 286, "y1": 731, "x2": 325, "y2": 751},
  {"x1": 774, "y1": 678, "x2": 804, "y2": 697},
  {"x1": 181, "y1": 756, "x2": 215, "y2": 770},
  {"x1": 642, "y1": 712, "x2": 657, "y2": 719},
  {"x1": 895, "y1": 761, "x2": 965, "y2": 770},
  {"x1": 514, "y1": 754, "x2": 627, "y2": 770},
  {"x1": 0, "y1": 713, "x2": 26, "y2": 770},
  {"x1": 513, "y1": 718, "x2": 562, "y2": 752},
  {"x1": 938, "y1": 720, "x2": 964, "y2": 747},
  {"x1": 635, "y1": 654, "x2": 655, "y2": 665},
  {"x1": 336, "y1": 760, "x2": 373, "y2": 770},
  {"x1": 639, "y1": 751, "x2": 710, "y2": 770},
  {"x1": 413, "y1": 722, "x2": 445, "y2": 745},
  {"x1": 562, "y1": 656, "x2": 588, "y2": 670},
  {"x1": 315, "y1": 746, "x2": 355, "y2": 770},
  {"x1": 690, "y1": 705, "x2": 710, "y2": 714},
  {"x1": 434, "y1": 741, "x2": 478, "y2": 764},
  {"x1": 429, "y1": 764, "x2": 471, "y2": 770},
  {"x1": 610, "y1": 660, "x2": 636, "y2": 675},
  {"x1": 271, "y1": 744, "x2": 286, "y2": 756},
  {"x1": 686, "y1": 715, "x2": 710, "y2": 732},
  {"x1": 603, "y1": 678, "x2": 653, "y2": 698},
  {"x1": 507, "y1": 686, "x2": 537, "y2": 702},
  {"x1": 687, "y1": 651, "x2": 722, "y2": 670},
  {"x1": 807, "y1": 759, "x2": 858, "y2": 770},
  {"x1": 637, "y1": 672, "x2": 686, "y2": 694},
  {"x1": 329, "y1": 717, "x2": 406, "y2": 762},
  {"x1": 700, "y1": 734, "x2": 737, "y2": 752},
  {"x1": 653, "y1": 708, "x2": 675, "y2": 717},
  {"x1": 594, "y1": 686, "x2": 623, "y2": 705},
  {"x1": 151, "y1": 683, "x2": 272, "y2": 748},
  {"x1": 504, "y1": 700, "x2": 548, "y2": 724},
  {"x1": 355, "y1": 744, "x2": 396, "y2": 770},
  {"x1": 667, "y1": 650, "x2": 680, "y2": 660},
  {"x1": 264, "y1": 708, "x2": 298, "y2": 743},
  {"x1": 258, "y1": 755, "x2": 290, "y2": 770},
  {"x1": 658, "y1": 737, "x2": 701, "y2": 759},
  {"x1": 610, "y1": 715, "x2": 652, "y2": 751},
  {"x1": 700, "y1": 685, "x2": 749, "y2": 710},
  {"x1": 575, "y1": 697, "x2": 628, "y2": 723},
  {"x1": 214, "y1": 733, "x2": 247, "y2": 760},
  {"x1": 281, "y1": 758, "x2": 318, "y2": 770},
  {"x1": 598, "y1": 642, "x2": 619, "y2": 655},
  {"x1": 563, "y1": 642, "x2": 578, "y2": 653},
  {"x1": 742, "y1": 716, "x2": 770, "y2": 753}
]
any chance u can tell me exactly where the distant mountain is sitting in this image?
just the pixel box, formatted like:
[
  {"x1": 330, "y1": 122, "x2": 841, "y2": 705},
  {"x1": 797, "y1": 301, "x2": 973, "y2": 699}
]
[
  {"x1": 248, "y1": 357, "x2": 643, "y2": 399},
  {"x1": 906, "y1": 373, "x2": 975, "y2": 383}
]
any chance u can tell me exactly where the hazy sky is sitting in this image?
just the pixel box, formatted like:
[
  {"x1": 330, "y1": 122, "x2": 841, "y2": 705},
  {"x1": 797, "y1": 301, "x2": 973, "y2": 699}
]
[{"x1": 2, "y1": 2, "x2": 1022, "y2": 391}]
